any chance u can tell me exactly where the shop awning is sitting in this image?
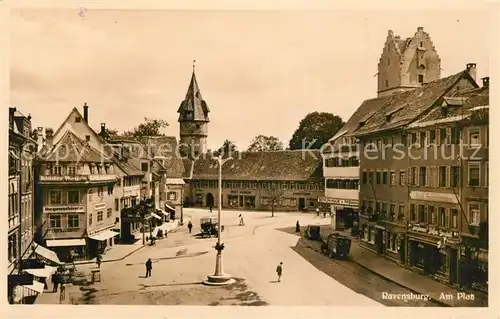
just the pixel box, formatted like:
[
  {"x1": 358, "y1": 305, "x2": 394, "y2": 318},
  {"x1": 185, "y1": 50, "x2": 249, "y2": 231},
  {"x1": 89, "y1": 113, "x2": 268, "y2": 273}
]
[
  {"x1": 165, "y1": 204, "x2": 175, "y2": 212},
  {"x1": 151, "y1": 212, "x2": 162, "y2": 220},
  {"x1": 157, "y1": 210, "x2": 169, "y2": 217},
  {"x1": 33, "y1": 244, "x2": 62, "y2": 265},
  {"x1": 23, "y1": 266, "x2": 56, "y2": 278},
  {"x1": 166, "y1": 178, "x2": 185, "y2": 185},
  {"x1": 23, "y1": 281, "x2": 45, "y2": 294},
  {"x1": 88, "y1": 229, "x2": 119, "y2": 241},
  {"x1": 46, "y1": 238, "x2": 86, "y2": 247}
]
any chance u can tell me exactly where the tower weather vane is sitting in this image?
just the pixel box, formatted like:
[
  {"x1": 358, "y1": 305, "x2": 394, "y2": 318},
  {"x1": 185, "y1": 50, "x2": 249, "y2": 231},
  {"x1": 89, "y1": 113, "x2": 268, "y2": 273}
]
[{"x1": 193, "y1": 60, "x2": 196, "y2": 72}]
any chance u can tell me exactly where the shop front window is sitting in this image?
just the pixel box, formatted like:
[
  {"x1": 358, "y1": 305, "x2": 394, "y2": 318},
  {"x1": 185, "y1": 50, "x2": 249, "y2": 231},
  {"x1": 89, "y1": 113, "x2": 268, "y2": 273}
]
[
  {"x1": 228, "y1": 195, "x2": 239, "y2": 207},
  {"x1": 244, "y1": 196, "x2": 255, "y2": 208}
]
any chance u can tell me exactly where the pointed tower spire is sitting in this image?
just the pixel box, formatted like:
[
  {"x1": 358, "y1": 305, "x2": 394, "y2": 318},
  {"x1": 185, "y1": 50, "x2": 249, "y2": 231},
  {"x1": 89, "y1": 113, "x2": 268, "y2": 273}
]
[{"x1": 178, "y1": 62, "x2": 210, "y2": 157}]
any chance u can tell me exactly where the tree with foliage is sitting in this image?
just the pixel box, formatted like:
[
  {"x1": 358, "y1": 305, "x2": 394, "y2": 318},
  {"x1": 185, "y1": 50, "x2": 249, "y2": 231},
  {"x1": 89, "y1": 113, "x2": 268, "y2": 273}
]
[
  {"x1": 267, "y1": 185, "x2": 285, "y2": 217},
  {"x1": 247, "y1": 135, "x2": 284, "y2": 152},
  {"x1": 213, "y1": 139, "x2": 238, "y2": 157},
  {"x1": 288, "y1": 112, "x2": 344, "y2": 150},
  {"x1": 123, "y1": 118, "x2": 169, "y2": 138}
]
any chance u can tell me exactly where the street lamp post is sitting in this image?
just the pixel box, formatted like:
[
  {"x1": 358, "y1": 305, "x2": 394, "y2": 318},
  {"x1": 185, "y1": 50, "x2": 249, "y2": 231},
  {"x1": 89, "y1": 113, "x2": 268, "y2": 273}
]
[{"x1": 203, "y1": 155, "x2": 236, "y2": 286}]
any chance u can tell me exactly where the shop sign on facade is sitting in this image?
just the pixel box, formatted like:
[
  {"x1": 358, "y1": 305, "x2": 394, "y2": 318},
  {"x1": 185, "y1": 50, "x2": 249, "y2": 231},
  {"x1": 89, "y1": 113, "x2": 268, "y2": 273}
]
[
  {"x1": 94, "y1": 203, "x2": 106, "y2": 211},
  {"x1": 408, "y1": 223, "x2": 460, "y2": 238},
  {"x1": 44, "y1": 205, "x2": 85, "y2": 214},
  {"x1": 318, "y1": 197, "x2": 358, "y2": 207}
]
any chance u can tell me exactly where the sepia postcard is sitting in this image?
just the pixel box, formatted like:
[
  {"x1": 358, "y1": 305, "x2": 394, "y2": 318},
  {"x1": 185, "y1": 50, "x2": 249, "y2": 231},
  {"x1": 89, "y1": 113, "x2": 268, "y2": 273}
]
[{"x1": 3, "y1": 0, "x2": 498, "y2": 318}]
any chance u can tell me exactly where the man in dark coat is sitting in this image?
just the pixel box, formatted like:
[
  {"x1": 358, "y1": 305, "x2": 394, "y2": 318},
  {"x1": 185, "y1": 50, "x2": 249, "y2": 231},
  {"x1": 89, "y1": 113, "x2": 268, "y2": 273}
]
[
  {"x1": 145, "y1": 258, "x2": 152, "y2": 278},
  {"x1": 276, "y1": 262, "x2": 283, "y2": 282},
  {"x1": 188, "y1": 221, "x2": 193, "y2": 233}
]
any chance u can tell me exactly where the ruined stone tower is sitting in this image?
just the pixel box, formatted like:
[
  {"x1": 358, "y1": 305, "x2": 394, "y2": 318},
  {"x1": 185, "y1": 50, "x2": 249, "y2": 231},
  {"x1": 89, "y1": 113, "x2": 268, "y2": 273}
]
[
  {"x1": 177, "y1": 63, "x2": 210, "y2": 158},
  {"x1": 377, "y1": 27, "x2": 441, "y2": 97}
]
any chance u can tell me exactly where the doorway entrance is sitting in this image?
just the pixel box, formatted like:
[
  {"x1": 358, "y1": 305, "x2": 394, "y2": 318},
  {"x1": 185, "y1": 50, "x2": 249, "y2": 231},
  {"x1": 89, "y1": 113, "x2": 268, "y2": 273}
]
[
  {"x1": 206, "y1": 193, "x2": 214, "y2": 208},
  {"x1": 298, "y1": 198, "x2": 306, "y2": 211}
]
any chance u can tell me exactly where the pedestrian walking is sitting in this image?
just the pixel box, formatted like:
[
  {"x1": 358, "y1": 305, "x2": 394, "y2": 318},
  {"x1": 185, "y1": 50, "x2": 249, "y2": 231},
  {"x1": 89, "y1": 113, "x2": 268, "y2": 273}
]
[
  {"x1": 52, "y1": 273, "x2": 59, "y2": 292},
  {"x1": 59, "y1": 283, "x2": 66, "y2": 303},
  {"x1": 188, "y1": 221, "x2": 193, "y2": 233},
  {"x1": 96, "y1": 254, "x2": 102, "y2": 268},
  {"x1": 295, "y1": 220, "x2": 300, "y2": 233},
  {"x1": 145, "y1": 258, "x2": 152, "y2": 278},
  {"x1": 276, "y1": 262, "x2": 283, "y2": 282},
  {"x1": 316, "y1": 207, "x2": 320, "y2": 216},
  {"x1": 239, "y1": 214, "x2": 244, "y2": 226}
]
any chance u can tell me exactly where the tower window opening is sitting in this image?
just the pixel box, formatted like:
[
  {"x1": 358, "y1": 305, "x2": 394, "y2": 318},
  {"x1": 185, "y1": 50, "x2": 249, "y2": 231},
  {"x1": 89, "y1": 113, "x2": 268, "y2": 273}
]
[
  {"x1": 420, "y1": 41, "x2": 423, "y2": 47},
  {"x1": 418, "y1": 74, "x2": 424, "y2": 83},
  {"x1": 385, "y1": 80, "x2": 389, "y2": 87}
]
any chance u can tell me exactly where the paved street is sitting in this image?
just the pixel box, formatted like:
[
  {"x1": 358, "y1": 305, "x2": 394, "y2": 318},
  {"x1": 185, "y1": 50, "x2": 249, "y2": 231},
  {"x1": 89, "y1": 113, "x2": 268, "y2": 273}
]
[{"x1": 38, "y1": 208, "x2": 434, "y2": 306}]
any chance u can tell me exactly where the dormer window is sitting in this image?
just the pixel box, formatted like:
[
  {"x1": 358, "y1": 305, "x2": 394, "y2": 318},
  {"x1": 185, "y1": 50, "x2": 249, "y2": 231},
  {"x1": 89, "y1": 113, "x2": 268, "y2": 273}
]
[
  {"x1": 75, "y1": 116, "x2": 82, "y2": 123},
  {"x1": 52, "y1": 165, "x2": 63, "y2": 175},
  {"x1": 67, "y1": 165, "x2": 77, "y2": 175},
  {"x1": 359, "y1": 121, "x2": 365, "y2": 127},
  {"x1": 85, "y1": 135, "x2": 90, "y2": 142},
  {"x1": 441, "y1": 107, "x2": 448, "y2": 117}
]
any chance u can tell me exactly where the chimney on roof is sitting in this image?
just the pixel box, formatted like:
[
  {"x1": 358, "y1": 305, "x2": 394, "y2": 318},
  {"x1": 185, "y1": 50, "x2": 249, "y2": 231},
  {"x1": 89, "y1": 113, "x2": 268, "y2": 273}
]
[
  {"x1": 83, "y1": 102, "x2": 89, "y2": 123},
  {"x1": 417, "y1": 27, "x2": 424, "y2": 32},
  {"x1": 37, "y1": 127, "x2": 44, "y2": 146},
  {"x1": 45, "y1": 128, "x2": 54, "y2": 146},
  {"x1": 481, "y1": 77, "x2": 489, "y2": 88},
  {"x1": 466, "y1": 63, "x2": 477, "y2": 82},
  {"x1": 9, "y1": 107, "x2": 16, "y2": 129}
]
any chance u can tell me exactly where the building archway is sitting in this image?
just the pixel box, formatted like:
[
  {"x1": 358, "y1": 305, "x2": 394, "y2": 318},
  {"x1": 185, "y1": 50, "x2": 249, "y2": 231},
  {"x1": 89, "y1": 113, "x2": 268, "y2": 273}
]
[{"x1": 206, "y1": 193, "x2": 214, "y2": 208}]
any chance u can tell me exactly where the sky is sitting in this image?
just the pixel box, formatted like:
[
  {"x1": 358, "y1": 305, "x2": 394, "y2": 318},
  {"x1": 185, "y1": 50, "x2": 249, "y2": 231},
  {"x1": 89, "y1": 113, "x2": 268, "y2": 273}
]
[{"x1": 10, "y1": 7, "x2": 491, "y2": 150}]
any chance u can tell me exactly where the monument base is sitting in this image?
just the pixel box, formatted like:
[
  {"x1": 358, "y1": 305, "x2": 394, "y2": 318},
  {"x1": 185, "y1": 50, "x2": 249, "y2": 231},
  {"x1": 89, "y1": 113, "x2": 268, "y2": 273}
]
[{"x1": 202, "y1": 274, "x2": 236, "y2": 286}]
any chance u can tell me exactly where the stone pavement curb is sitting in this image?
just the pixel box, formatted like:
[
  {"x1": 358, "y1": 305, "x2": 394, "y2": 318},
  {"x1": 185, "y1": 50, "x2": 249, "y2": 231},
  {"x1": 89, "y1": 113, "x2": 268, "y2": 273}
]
[
  {"x1": 73, "y1": 244, "x2": 147, "y2": 265},
  {"x1": 350, "y1": 243, "x2": 450, "y2": 307},
  {"x1": 73, "y1": 219, "x2": 189, "y2": 266}
]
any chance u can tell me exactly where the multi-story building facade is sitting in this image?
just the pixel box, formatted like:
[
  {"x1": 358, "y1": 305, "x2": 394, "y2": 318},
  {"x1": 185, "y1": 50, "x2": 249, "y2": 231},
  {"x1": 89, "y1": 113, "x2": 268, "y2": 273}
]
[
  {"x1": 36, "y1": 125, "x2": 119, "y2": 260},
  {"x1": 351, "y1": 64, "x2": 487, "y2": 289},
  {"x1": 8, "y1": 108, "x2": 37, "y2": 273},
  {"x1": 184, "y1": 151, "x2": 324, "y2": 211},
  {"x1": 320, "y1": 96, "x2": 390, "y2": 229},
  {"x1": 141, "y1": 136, "x2": 186, "y2": 222}
]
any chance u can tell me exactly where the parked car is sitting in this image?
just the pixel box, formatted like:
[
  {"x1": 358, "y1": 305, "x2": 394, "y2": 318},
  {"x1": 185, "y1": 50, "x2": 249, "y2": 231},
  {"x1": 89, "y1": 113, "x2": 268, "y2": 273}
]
[
  {"x1": 321, "y1": 232, "x2": 352, "y2": 259},
  {"x1": 303, "y1": 225, "x2": 321, "y2": 241},
  {"x1": 200, "y1": 216, "x2": 223, "y2": 238}
]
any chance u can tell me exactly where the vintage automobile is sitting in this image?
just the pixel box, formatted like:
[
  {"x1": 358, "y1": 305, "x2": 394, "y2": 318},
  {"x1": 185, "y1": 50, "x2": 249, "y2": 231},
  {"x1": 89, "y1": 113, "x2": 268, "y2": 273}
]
[
  {"x1": 321, "y1": 232, "x2": 352, "y2": 259},
  {"x1": 303, "y1": 225, "x2": 322, "y2": 241},
  {"x1": 200, "y1": 216, "x2": 224, "y2": 238}
]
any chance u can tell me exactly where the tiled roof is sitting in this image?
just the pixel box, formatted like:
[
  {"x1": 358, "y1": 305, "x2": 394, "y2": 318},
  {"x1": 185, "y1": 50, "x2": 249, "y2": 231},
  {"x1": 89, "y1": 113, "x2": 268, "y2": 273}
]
[
  {"x1": 140, "y1": 136, "x2": 185, "y2": 178},
  {"x1": 39, "y1": 130, "x2": 112, "y2": 163},
  {"x1": 189, "y1": 150, "x2": 323, "y2": 181},
  {"x1": 177, "y1": 71, "x2": 210, "y2": 122},
  {"x1": 349, "y1": 71, "x2": 474, "y2": 137},
  {"x1": 329, "y1": 95, "x2": 390, "y2": 141},
  {"x1": 116, "y1": 160, "x2": 144, "y2": 176},
  {"x1": 408, "y1": 87, "x2": 489, "y2": 128}
]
